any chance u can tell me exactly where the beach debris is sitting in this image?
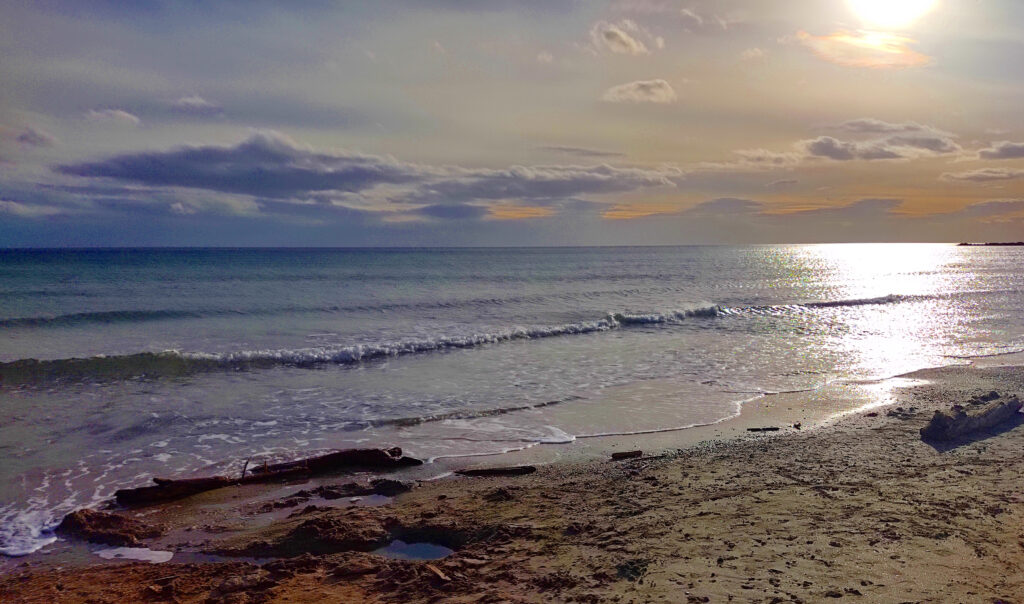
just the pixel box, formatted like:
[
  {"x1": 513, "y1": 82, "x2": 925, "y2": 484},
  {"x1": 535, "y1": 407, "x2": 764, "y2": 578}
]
[
  {"x1": 114, "y1": 448, "x2": 422, "y2": 506},
  {"x1": 299, "y1": 479, "x2": 413, "y2": 501},
  {"x1": 793, "y1": 422, "x2": 802, "y2": 430},
  {"x1": 115, "y1": 476, "x2": 234, "y2": 506},
  {"x1": 747, "y1": 427, "x2": 781, "y2": 433},
  {"x1": 247, "y1": 447, "x2": 423, "y2": 476},
  {"x1": 611, "y1": 450, "x2": 643, "y2": 461},
  {"x1": 886, "y1": 407, "x2": 918, "y2": 420},
  {"x1": 456, "y1": 465, "x2": 537, "y2": 477},
  {"x1": 425, "y1": 563, "x2": 451, "y2": 581},
  {"x1": 920, "y1": 395, "x2": 1022, "y2": 441},
  {"x1": 55, "y1": 509, "x2": 164, "y2": 547},
  {"x1": 865, "y1": 412, "x2": 879, "y2": 418}
]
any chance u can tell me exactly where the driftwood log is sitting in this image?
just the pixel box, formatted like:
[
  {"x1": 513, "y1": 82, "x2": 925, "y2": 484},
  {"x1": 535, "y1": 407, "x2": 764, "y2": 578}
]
[
  {"x1": 114, "y1": 448, "x2": 422, "y2": 506},
  {"x1": 455, "y1": 465, "x2": 537, "y2": 477},
  {"x1": 920, "y1": 396, "x2": 1022, "y2": 441}
]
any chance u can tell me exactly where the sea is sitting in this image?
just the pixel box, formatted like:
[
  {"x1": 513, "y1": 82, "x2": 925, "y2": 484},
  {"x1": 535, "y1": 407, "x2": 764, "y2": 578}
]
[{"x1": 1, "y1": 244, "x2": 1023, "y2": 556}]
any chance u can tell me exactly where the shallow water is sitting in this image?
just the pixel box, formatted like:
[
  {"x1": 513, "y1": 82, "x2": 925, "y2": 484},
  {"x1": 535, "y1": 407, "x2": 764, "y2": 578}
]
[{"x1": 1, "y1": 244, "x2": 1023, "y2": 556}]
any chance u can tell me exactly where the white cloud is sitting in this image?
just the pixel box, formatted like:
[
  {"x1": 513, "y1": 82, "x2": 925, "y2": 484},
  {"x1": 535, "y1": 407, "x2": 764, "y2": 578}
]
[
  {"x1": 941, "y1": 168, "x2": 1024, "y2": 183},
  {"x1": 170, "y1": 95, "x2": 223, "y2": 116},
  {"x1": 0, "y1": 199, "x2": 64, "y2": 217},
  {"x1": 602, "y1": 79, "x2": 677, "y2": 104},
  {"x1": 85, "y1": 109, "x2": 140, "y2": 125},
  {"x1": 740, "y1": 47, "x2": 766, "y2": 61}
]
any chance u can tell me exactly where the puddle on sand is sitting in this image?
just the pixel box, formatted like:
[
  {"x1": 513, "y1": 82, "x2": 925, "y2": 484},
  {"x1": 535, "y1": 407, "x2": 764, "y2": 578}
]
[
  {"x1": 95, "y1": 547, "x2": 174, "y2": 563},
  {"x1": 373, "y1": 540, "x2": 453, "y2": 560}
]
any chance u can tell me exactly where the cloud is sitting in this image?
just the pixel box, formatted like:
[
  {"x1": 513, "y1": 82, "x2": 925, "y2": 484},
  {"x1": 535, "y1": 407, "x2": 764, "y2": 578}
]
[
  {"x1": 57, "y1": 130, "x2": 422, "y2": 198},
  {"x1": 941, "y1": 168, "x2": 1024, "y2": 183},
  {"x1": 404, "y1": 163, "x2": 679, "y2": 205},
  {"x1": 15, "y1": 127, "x2": 57, "y2": 148},
  {"x1": 792, "y1": 30, "x2": 930, "y2": 69},
  {"x1": 55, "y1": 131, "x2": 680, "y2": 211},
  {"x1": 836, "y1": 119, "x2": 945, "y2": 135},
  {"x1": 488, "y1": 205, "x2": 557, "y2": 220},
  {"x1": 602, "y1": 79, "x2": 677, "y2": 104},
  {"x1": 731, "y1": 148, "x2": 802, "y2": 168},
  {"x1": 978, "y1": 141, "x2": 1024, "y2": 160},
  {"x1": 590, "y1": 20, "x2": 649, "y2": 55},
  {"x1": 802, "y1": 133, "x2": 959, "y2": 161},
  {"x1": 0, "y1": 199, "x2": 64, "y2": 217},
  {"x1": 85, "y1": 109, "x2": 141, "y2": 125},
  {"x1": 686, "y1": 197, "x2": 764, "y2": 216},
  {"x1": 956, "y1": 200, "x2": 1024, "y2": 218},
  {"x1": 536, "y1": 51, "x2": 554, "y2": 64},
  {"x1": 679, "y1": 9, "x2": 703, "y2": 29},
  {"x1": 740, "y1": 47, "x2": 766, "y2": 61},
  {"x1": 170, "y1": 95, "x2": 224, "y2": 116},
  {"x1": 539, "y1": 145, "x2": 625, "y2": 158},
  {"x1": 413, "y1": 203, "x2": 488, "y2": 220},
  {"x1": 768, "y1": 179, "x2": 798, "y2": 188}
]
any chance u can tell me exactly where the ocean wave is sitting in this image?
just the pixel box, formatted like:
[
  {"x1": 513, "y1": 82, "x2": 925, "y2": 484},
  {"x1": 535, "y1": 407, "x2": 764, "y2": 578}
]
[
  {"x1": 0, "y1": 309, "x2": 209, "y2": 328},
  {"x1": 0, "y1": 307, "x2": 719, "y2": 385},
  {"x1": 0, "y1": 293, "x2": 931, "y2": 386},
  {"x1": 0, "y1": 287, "x2": 671, "y2": 330}
]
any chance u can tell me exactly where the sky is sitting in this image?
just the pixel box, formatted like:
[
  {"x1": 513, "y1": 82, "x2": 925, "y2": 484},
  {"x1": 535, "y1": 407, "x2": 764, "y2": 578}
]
[{"x1": 2, "y1": 0, "x2": 1024, "y2": 246}]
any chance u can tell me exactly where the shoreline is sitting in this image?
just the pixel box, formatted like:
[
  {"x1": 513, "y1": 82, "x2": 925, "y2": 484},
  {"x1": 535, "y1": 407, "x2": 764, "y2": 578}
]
[
  {"x1": 2, "y1": 362, "x2": 1024, "y2": 601},
  {"x1": 3, "y1": 352, "x2": 1023, "y2": 562}
]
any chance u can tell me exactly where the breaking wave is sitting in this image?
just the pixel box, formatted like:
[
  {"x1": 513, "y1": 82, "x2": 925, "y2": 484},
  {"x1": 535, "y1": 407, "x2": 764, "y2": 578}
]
[{"x1": 0, "y1": 293, "x2": 928, "y2": 386}]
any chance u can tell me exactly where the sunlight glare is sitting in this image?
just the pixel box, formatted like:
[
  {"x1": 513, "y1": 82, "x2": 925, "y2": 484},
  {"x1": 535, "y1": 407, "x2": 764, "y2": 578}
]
[{"x1": 847, "y1": 0, "x2": 938, "y2": 29}]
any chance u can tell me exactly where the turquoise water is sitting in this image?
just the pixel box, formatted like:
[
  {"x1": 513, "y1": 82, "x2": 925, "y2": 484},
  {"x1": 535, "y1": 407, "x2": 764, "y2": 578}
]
[{"x1": 1, "y1": 244, "x2": 1023, "y2": 555}]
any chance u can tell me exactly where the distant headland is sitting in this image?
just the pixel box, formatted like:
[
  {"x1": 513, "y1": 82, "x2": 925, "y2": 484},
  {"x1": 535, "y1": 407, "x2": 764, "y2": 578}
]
[{"x1": 957, "y1": 241, "x2": 1024, "y2": 247}]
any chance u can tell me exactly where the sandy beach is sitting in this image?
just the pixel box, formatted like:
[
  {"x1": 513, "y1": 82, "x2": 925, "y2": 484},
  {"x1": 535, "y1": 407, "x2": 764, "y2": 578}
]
[{"x1": 2, "y1": 362, "x2": 1023, "y2": 603}]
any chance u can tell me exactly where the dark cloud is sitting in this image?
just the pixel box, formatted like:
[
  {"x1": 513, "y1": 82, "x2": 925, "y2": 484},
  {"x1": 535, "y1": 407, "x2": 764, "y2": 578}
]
[
  {"x1": 802, "y1": 133, "x2": 959, "y2": 161},
  {"x1": 590, "y1": 20, "x2": 650, "y2": 55},
  {"x1": 767, "y1": 179, "x2": 798, "y2": 188},
  {"x1": 16, "y1": 127, "x2": 57, "y2": 148},
  {"x1": 978, "y1": 141, "x2": 1024, "y2": 160},
  {"x1": 956, "y1": 200, "x2": 1024, "y2": 217},
  {"x1": 55, "y1": 131, "x2": 679, "y2": 208},
  {"x1": 56, "y1": 131, "x2": 423, "y2": 198},
  {"x1": 413, "y1": 203, "x2": 489, "y2": 220},
  {"x1": 403, "y1": 164, "x2": 679, "y2": 205},
  {"x1": 803, "y1": 136, "x2": 901, "y2": 160}
]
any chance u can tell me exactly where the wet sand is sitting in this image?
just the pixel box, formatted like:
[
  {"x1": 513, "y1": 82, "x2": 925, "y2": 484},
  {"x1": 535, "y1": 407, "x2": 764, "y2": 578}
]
[{"x1": 2, "y1": 363, "x2": 1024, "y2": 603}]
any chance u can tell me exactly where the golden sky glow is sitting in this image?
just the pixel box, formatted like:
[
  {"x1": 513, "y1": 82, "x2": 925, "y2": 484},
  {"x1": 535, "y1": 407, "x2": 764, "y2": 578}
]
[{"x1": 847, "y1": 0, "x2": 938, "y2": 29}]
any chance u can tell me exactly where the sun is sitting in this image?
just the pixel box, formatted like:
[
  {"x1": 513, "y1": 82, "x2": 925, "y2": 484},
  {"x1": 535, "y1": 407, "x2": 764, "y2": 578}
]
[{"x1": 847, "y1": 0, "x2": 938, "y2": 29}]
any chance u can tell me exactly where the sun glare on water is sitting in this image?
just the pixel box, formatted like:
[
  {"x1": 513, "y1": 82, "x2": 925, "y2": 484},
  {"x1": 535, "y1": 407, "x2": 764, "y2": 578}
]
[{"x1": 847, "y1": 0, "x2": 938, "y2": 29}]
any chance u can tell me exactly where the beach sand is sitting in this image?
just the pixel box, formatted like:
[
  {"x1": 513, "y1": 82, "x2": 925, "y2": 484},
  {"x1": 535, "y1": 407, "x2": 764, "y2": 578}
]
[{"x1": 2, "y1": 363, "x2": 1024, "y2": 603}]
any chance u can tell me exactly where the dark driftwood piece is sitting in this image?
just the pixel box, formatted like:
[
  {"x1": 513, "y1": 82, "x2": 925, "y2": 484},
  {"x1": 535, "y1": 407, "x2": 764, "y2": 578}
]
[
  {"x1": 920, "y1": 397, "x2": 1022, "y2": 441},
  {"x1": 247, "y1": 447, "x2": 421, "y2": 475},
  {"x1": 611, "y1": 451, "x2": 643, "y2": 461},
  {"x1": 456, "y1": 465, "x2": 537, "y2": 477},
  {"x1": 114, "y1": 448, "x2": 423, "y2": 506}
]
